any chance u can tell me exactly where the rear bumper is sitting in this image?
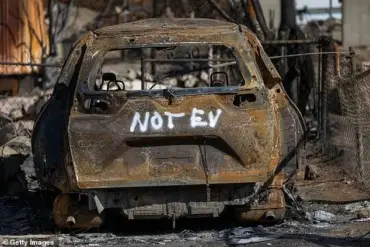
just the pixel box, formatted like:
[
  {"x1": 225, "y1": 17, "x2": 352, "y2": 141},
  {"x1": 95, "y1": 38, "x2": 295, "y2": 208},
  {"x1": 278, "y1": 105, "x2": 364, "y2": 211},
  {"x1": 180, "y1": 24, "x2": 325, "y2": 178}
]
[
  {"x1": 53, "y1": 185, "x2": 285, "y2": 229},
  {"x1": 86, "y1": 183, "x2": 285, "y2": 220}
]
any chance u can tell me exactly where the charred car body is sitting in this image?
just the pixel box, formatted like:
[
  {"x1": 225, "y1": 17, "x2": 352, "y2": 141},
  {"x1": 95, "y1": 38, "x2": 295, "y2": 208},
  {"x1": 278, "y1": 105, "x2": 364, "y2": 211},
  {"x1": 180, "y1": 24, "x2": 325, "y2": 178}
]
[{"x1": 32, "y1": 18, "x2": 304, "y2": 229}]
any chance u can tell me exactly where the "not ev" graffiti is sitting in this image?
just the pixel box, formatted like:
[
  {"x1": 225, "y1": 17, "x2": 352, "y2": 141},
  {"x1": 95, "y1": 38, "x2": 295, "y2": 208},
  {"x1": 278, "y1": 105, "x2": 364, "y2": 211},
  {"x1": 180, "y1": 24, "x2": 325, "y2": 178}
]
[{"x1": 129, "y1": 108, "x2": 222, "y2": 132}]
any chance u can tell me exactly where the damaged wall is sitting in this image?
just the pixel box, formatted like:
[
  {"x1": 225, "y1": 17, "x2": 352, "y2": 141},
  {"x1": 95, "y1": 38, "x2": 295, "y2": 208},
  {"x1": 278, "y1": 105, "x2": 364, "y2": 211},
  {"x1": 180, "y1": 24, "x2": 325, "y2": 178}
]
[{"x1": 342, "y1": 0, "x2": 370, "y2": 47}]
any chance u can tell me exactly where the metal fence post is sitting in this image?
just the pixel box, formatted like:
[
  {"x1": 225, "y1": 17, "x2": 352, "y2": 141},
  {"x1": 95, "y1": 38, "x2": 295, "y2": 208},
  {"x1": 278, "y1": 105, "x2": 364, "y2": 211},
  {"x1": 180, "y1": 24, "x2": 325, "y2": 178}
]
[
  {"x1": 321, "y1": 38, "x2": 329, "y2": 153},
  {"x1": 350, "y1": 47, "x2": 365, "y2": 180}
]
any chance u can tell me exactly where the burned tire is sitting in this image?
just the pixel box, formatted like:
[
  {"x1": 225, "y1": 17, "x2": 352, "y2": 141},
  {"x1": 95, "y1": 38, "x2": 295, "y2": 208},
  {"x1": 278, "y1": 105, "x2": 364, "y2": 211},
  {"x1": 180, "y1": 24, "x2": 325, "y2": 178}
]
[{"x1": 53, "y1": 194, "x2": 104, "y2": 229}]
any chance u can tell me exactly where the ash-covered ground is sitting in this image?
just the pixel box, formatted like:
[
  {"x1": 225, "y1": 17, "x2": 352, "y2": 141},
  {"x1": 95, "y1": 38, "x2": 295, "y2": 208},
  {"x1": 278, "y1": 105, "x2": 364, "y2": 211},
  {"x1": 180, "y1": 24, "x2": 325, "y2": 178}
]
[{"x1": 2, "y1": 117, "x2": 370, "y2": 246}]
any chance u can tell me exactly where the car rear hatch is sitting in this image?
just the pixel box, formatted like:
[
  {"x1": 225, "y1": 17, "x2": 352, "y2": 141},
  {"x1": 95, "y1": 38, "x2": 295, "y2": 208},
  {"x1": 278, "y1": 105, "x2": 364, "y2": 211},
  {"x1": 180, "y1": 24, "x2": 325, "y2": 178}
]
[{"x1": 68, "y1": 88, "x2": 276, "y2": 189}]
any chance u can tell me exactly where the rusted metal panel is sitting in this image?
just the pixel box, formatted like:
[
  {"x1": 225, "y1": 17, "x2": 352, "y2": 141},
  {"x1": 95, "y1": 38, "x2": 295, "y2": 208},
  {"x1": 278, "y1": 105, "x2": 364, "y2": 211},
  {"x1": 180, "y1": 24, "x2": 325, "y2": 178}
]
[
  {"x1": 0, "y1": 0, "x2": 49, "y2": 75},
  {"x1": 61, "y1": 19, "x2": 290, "y2": 190},
  {"x1": 69, "y1": 95, "x2": 274, "y2": 188},
  {"x1": 32, "y1": 19, "x2": 305, "y2": 225}
]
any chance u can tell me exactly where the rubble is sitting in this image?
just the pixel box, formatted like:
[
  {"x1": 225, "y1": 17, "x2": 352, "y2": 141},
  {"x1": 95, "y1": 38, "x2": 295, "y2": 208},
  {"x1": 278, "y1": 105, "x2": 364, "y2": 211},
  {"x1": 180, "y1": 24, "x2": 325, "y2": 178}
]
[
  {"x1": 311, "y1": 210, "x2": 336, "y2": 223},
  {"x1": 126, "y1": 68, "x2": 138, "y2": 80},
  {"x1": 0, "y1": 89, "x2": 52, "y2": 121},
  {"x1": 0, "y1": 193, "x2": 53, "y2": 235},
  {"x1": 0, "y1": 136, "x2": 31, "y2": 192},
  {"x1": 0, "y1": 119, "x2": 34, "y2": 193},
  {"x1": 20, "y1": 155, "x2": 39, "y2": 192},
  {"x1": 99, "y1": 60, "x2": 211, "y2": 91},
  {"x1": 13, "y1": 121, "x2": 34, "y2": 136},
  {"x1": 0, "y1": 136, "x2": 31, "y2": 157},
  {"x1": 0, "y1": 115, "x2": 16, "y2": 146},
  {"x1": 304, "y1": 164, "x2": 320, "y2": 180},
  {"x1": 43, "y1": 56, "x2": 63, "y2": 89},
  {"x1": 182, "y1": 75, "x2": 198, "y2": 88},
  {"x1": 344, "y1": 201, "x2": 370, "y2": 213},
  {"x1": 226, "y1": 226, "x2": 284, "y2": 245},
  {"x1": 357, "y1": 208, "x2": 370, "y2": 219},
  {"x1": 342, "y1": 201, "x2": 370, "y2": 219}
]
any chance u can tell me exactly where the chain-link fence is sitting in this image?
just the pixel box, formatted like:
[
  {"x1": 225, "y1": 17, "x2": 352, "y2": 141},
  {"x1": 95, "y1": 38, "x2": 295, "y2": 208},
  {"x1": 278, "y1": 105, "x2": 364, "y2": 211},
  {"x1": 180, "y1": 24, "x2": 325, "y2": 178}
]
[
  {"x1": 2, "y1": 33, "x2": 370, "y2": 192},
  {"x1": 260, "y1": 37, "x2": 370, "y2": 191},
  {"x1": 321, "y1": 44, "x2": 370, "y2": 188},
  {"x1": 0, "y1": 62, "x2": 59, "y2": 121},
  {"x1": 0, "y1": 89, "x2": 52, "y2": 121}
]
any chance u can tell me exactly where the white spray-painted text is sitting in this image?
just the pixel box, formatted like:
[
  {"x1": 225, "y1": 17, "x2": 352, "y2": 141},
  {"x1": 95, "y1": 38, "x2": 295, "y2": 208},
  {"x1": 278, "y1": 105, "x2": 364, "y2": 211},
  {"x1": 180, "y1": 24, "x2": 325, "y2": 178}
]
[{"x1": 129, "y1": 108, "x2": 222, "y2": 132}]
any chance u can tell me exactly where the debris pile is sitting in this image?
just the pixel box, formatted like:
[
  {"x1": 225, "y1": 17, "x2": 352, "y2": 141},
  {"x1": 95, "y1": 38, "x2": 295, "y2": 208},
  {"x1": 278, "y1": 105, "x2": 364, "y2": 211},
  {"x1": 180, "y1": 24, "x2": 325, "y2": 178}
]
[
  {"x1": 0, "y1": 116, "x2": 51, "y2": 235},
  {"x1": 0, "y1": 195, "x2": 41, "y2": 235},
  {"x1": 304, "y1": 164, "x2": 320, "y2": 180},
  {"x1": 0, "y1": 88, "x2": 52, "y2": 121},
  {"x1": 344, "y1": 201, "x2": 370, "y2": 220},
  {"x1": 0, "y1": 116, "x2": 36, "y2": 194},
  {"x1": 43, "y1": 56, "x2": 63, "y2": 89},
  {"x1": 99, "y1": 66, "x2": 212, "y2": 91},
  {"x1": 311, "y1": 210, "x2": 336, "y2": 223},
  {"x1": 0, "y1": 115, "x2": 15, "y2": 147},
  {"x1": 225, "y1": 226, "x2": 284, "y2": 245}
]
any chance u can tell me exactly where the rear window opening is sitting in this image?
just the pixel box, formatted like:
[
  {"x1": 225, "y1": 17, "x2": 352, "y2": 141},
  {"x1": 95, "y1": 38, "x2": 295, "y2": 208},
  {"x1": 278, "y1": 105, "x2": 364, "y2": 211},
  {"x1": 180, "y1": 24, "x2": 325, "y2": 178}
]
[{"x1": 90, "y1": 45, "x2": 245, "y2": 92}]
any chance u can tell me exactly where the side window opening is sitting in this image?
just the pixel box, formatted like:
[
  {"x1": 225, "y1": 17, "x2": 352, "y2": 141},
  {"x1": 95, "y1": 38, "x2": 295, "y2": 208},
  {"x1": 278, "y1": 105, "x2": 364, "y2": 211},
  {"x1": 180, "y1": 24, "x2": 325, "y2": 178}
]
[
  {"x1": 90, "y1": 45, "x2": 245, "y2": 92},
  {"x1": 252, "y1": 45, "x2": 280, "y2": 89}
]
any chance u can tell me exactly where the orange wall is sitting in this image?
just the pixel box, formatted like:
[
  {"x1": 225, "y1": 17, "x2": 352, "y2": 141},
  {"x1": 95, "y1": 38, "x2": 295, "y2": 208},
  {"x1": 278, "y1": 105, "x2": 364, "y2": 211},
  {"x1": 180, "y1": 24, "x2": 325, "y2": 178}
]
[{"x1": 0, "y1": 0, "x2": 49, "y2": 75}]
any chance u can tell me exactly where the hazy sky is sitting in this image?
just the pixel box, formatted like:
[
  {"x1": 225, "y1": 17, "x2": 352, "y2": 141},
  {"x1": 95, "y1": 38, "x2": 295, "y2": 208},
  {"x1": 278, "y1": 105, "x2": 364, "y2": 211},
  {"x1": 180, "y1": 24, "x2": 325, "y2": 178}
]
[
  {"x1": 296, "y1": 0, "x2": 342, "y2": 22},
  {"x1": 296, "y1": 0, "x2": 341, "y2": 8}
]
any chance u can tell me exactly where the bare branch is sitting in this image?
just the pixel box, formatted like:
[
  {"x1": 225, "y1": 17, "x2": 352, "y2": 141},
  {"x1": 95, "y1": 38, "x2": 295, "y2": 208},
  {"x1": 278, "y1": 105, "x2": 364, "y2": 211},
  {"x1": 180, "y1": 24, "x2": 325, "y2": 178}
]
[
  {"x1": 57, "y1": 0, "x2": 74, "y2": 36},
  {"x1": 207, "y1": 0, "x2": 235, "y2": 23},
  {"x1": 92, "y1": 0, "x2": 115, "y2": 29}
]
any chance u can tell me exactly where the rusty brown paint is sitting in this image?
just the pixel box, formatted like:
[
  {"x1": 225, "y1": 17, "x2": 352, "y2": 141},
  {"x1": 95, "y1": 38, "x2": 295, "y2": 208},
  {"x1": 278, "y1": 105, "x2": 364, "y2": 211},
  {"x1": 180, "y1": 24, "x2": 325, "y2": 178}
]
[
  {"x1": 63, "y1": 19, "x2": 300, "y2": 191},
  {"x1": 333, "y1": 42, "x2": 341, "y2": 77},
  {"x1": 32, "y1": 19, "x2": 304, "y2": 225},
  {"x1": 235, "y1": 189, "x2": 285, "y2": 221},
  {"x1": 68, "y1": 94, "x2": 275, "y2": 189}
]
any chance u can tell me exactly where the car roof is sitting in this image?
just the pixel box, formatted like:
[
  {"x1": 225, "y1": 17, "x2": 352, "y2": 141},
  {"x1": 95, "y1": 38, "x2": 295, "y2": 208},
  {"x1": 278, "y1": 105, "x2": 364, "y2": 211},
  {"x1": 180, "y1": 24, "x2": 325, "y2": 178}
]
[{"x1": 93, "y1": 18, "x2": 242, "y2": 37}]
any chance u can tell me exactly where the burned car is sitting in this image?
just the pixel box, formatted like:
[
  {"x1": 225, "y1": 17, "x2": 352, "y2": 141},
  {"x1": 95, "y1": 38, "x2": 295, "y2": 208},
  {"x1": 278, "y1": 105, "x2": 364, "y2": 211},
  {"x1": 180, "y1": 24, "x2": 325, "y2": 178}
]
[{"x1": 32, "y1": 18, "x2": 304, "y2": 229}]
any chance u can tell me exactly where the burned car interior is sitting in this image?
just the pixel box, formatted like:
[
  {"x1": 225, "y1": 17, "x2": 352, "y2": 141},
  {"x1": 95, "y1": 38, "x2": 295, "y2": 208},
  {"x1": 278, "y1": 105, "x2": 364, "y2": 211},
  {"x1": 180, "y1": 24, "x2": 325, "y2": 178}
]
[
  {"x1": 81, "y1": 44, "x2": 247, "y2": 114},
  {"x1": 95, "y1": 45, "x2": 244, "y2": 91}
]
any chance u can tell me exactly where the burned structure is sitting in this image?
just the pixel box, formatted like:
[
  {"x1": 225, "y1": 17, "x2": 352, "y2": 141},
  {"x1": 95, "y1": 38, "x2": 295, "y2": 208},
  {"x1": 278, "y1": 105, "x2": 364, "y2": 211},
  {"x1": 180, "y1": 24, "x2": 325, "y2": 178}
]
[
  {"x1": 32, "y1": 18, "x2": 304, "y2": 229},
  {"x1": 0, "y1": 0, "x2": 49, "y2": 95}
]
